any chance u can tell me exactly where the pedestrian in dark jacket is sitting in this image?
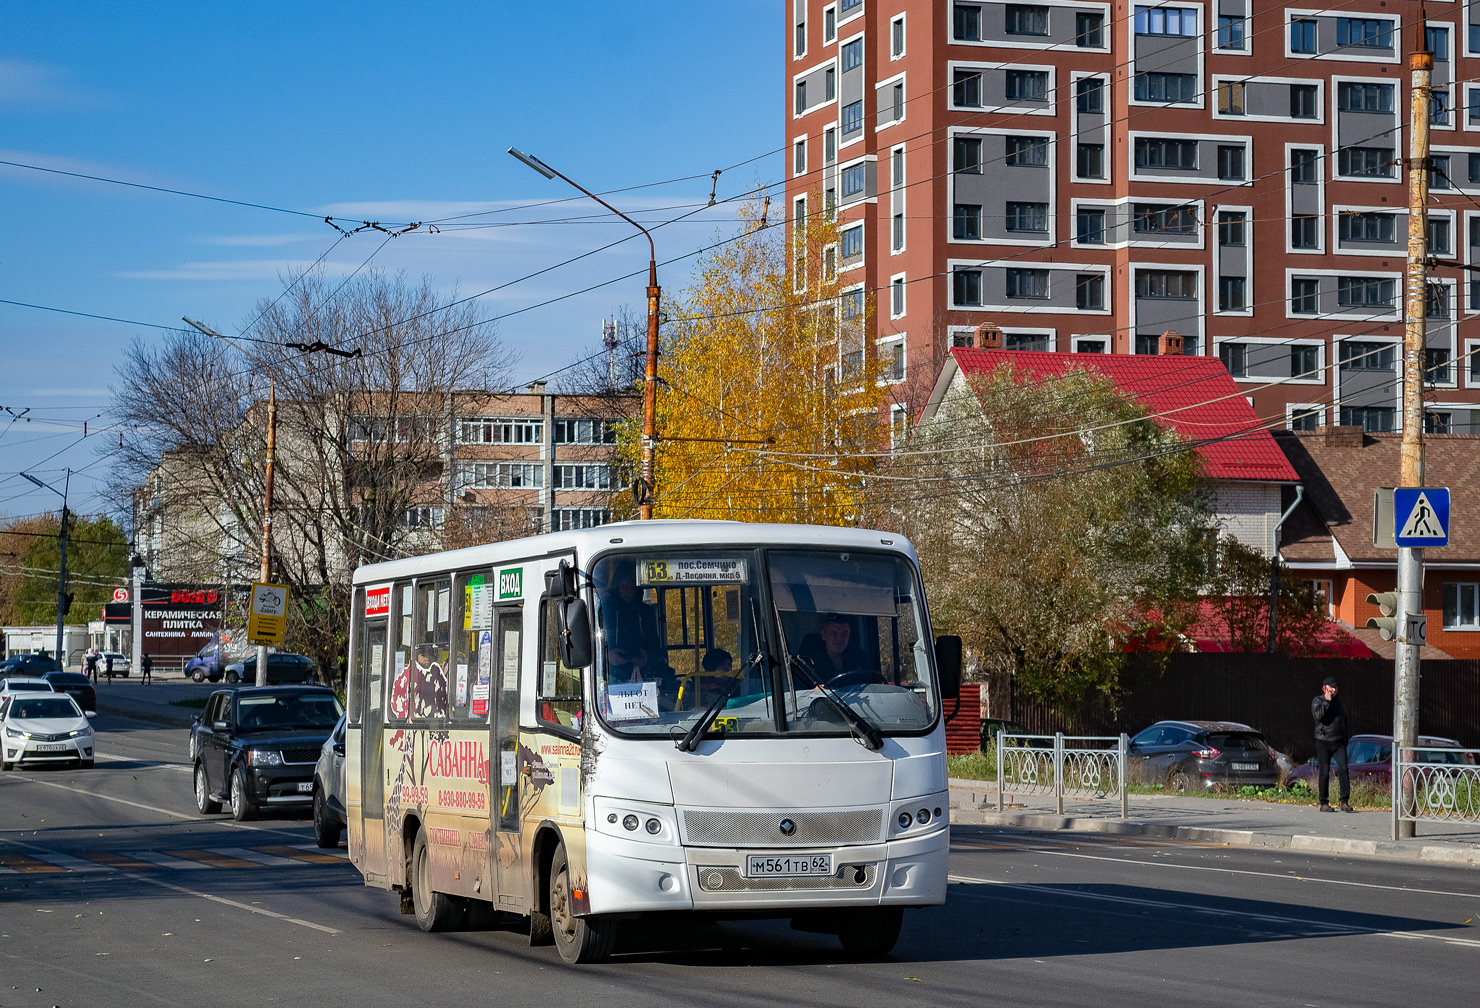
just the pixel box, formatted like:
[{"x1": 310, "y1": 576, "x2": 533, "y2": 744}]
[
  {"x1": 139, "y1": 653, "x2": 152, "y2": 684},
  {"x1": 1311, "y1": 676, "x2": 1354, "y2": 812},
  {"x1": 104, "y1": 652, "x2": 114, "y2": 682}
]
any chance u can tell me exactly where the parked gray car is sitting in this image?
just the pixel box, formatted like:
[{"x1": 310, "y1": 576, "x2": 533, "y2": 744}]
[{"x1": 312, "y1": 713, "x2": 347, "y2": 847}]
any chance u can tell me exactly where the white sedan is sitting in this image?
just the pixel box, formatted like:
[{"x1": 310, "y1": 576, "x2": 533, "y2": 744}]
[{"x1": 1, "y1": 691, "x2": 95, "y2": 770}]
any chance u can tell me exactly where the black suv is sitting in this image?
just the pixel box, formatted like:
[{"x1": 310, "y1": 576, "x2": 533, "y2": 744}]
[
  {"x1": 190, "y1": 686, "x2": 343, "y2": 821},
  {"x1": 1125, "y1": 720, "x2": 1280, "y2": 791}
]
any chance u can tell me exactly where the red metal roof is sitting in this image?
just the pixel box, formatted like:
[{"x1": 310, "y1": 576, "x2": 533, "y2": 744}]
[{"x1": 949, "y1": 349, "x2": 1298, "y2": 482}]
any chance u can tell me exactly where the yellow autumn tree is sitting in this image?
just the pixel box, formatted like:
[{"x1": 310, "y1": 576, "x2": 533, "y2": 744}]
[{"x1": 639, "y1": 194, "x2": 884, "y2": 524}]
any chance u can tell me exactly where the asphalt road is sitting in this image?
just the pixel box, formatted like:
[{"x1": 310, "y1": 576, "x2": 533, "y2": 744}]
[{"x1": 3, "y1": 708, "x2": 1479, "y2": 1007}]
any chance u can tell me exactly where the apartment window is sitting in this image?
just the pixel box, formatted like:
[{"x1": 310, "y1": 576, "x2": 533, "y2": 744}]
[
  {"x1": 891, "y1": 148, "x2": 904, "y2": 187},
  {"x1": 1426, "y1": 348, "x2": 1454, "y2": 384},
  {"x1": 888, "y1": 81, "x2": 904, "y2": 122},
  {"x1": 458, "y1": 462, "x2": 543, "y2": 490},
  {"x1": 880, "y1": 340, "x2": 905, "y2": 381},
  {"x1": 1217, "y1": 15, "x2": 1247, "y2": 50},
  {"x1": 1338, "y1": 82, "x2": 1394, "y2": 113},
  {"x1": 1291, "y1": 215, "x2": 1319, "y2": 249},
  {"x1": 551, "y1": 509, "x2": 610, "y2": 532},
  {"x1": 1076, "y1": 143, "x2": 1105, "y2": 178},
  {"x1": 1428, "y1": 26, "x2": 1450, "y2": 60},
  {"x1": 1005, "y1": 4, "x2": 1049, "y2": 35},
  {"x1": 795, "y1": 81, "x2": 807, "y2": 115},
  {"x1": 1429, "y1": 217, "x2": 1452, "y2": 255},
  {"x1": 954, "y1": 2, "x2": 982, "y2": 41},
  {"x1": 841, "y1": 99, "x2": 863, "y2": 134},
  {"x1": 1218, "y1": 276, "x2": 1247, "y2": 311},
  {"x1": 553, "y1": 418, "x2": 619, "y2": 444},
  {"x1": 892, "y1": 212, "x2": 904, "y2": 250},
  {"x1": 840, "y1": 226, "x2": 864, "y2": 262},
  {"x1": 1443, "y1": 583, "x2": 1480, "y2": 629},
  {"x1": 400, "y1": 506, "x2": 443, "y2": 529},
  {"x1": 824, "y1": 128, "x2": 837, "y2": 164},
  {"x1": 952, "y1": 136, "x2": 982, "y2": 173},
  {"x1": 1077, "y1": 338, "x2": 1108, "y2": 354},
  {"x1": 1290, "y1": 407, "x2": 1322, "y2": 431},
  {"x1": 1005, "y1": 201, "x2": 1049, "y2": 233},
  {"x1": 1340, "y1": 340, "x2": 1396, "y2": 370},
  {"x1": 458, "y1": 417, "x2": 542, "y2": 444},
  {"x1": 1218, "y1": 81, "x2": 1246, "y2": 114},
  {"x1": 824, "y1": 6, "x2": 836, "y2": 41},
  {"x1": 1427, "y1": 282, "x2": 1451, "y2": 319},
  {"x1": 1430, "y1": 155, "x2": 1452, "y2": 190},
  {"x1": 1005, "y1": 69, "x2": 1049, "y2": 101},
  {"x1": 1136, "y1": 73, "x2": 1197, "y2": 103},
  {"x1": 794, "y1": 138, "x2": 806, "y2": 175},
  {"x1": 1341, "y1": 405, "x2": 1396, "y2": 432},
  {"x1": 1005, "y1": 135, "x2": 1048, "y2": 166},
  {"x1": 952, "y1": 69, "x2": 982, "y2": 107},
  {"x1": 953, "y1": 203, "x2": 982, "y2": 240},
  {"x1": 1290, "y1": 344, "x2": 1319, "y2": 379},
  {"x1": 1076, "y1": 208, "x2": 1107, "y2": 244},
  {"x1": 1337, "y1": 146, "x2": 1394, "y2": 178},
  {"x1": 1076, "y1": 77, "x2": 1105, "y2": 113},
  {"x1": 1219, "y1": 341, "x2": 1248, "y2": 377},
  {"x1": 1076, "y1": 12, "x2": 1105, "y2": 47},
  {"x1": 823, "y1": 245, "x2": 836, "y2": 278},
  {"x1": 1290, "y1": 278, "x2": 1320, "y2": 313},
  {"x1": 1134, "y1": 137, "x2": 1197, "y2": 170},
  {"x1": 891, "y1": 276, "x2": 906, "y2": 316},
  {"x1": 1291, "y1": 148, "x2": 1319, "y2": 184},
  {"x1": 1431, "y1": 92, "x2": 1452, "y2": 126},
  {"x1": 1218, "y1": 211, "x2": 1246, "y2": 246},
  {"x1": 841, "y1": 38, "x2": 862, "y2": 71},
  {"x1": 1339, "y1": 212, "x2": 1395, "y2": 243},
  {"x1": 953, "y1": 268, "x2": 983, "y2": 306},
  {"x1": 795, "y1": 17, "x2": 806, "y2": 57},
  {"x1": 1076, "y1": 273, "x2": 1106, "y2": 310},
  {"x1": 1006, "y1": 268, "x2": 1050, "y2": 299},
  {"x1": 826, "y1": 68, "x2": 836, "y2": 100},
  {"x1": 1132, "y1": 204, "x2": 1197, "y2": 235},
  {"x1": 1217, "y1": 145, "x2": 1246, "y2": 180},
  {"x1": 1290, "y1": 18, "x2": 1316, "y2": 53},
  {"x1": 841, "y1": 0, "x2": 860, "y2": 12},
  {"x1": 1336, "y1": 277, "x2": 1396, "y2": 308},
  {"x1": 1134, "y1": 5, "x2": 1197, "y2": 36},
  {"x1": 840, "y1": 288, "x2": 864, "y2": 319},
  {"x1": 840, "y1": 162, "x2": 866, "y2": 197},
  {"x1": 824, "y1": 186, "x2": 837, "y2": 217},
  {"x1": 552, "y1": 464, "x2": 613, "y2": 491},
  {"x1": 1004, "y1": 333, "x2": 1049, "y2": 351},
  {"x1": 891, "y1": 15, "x2": 905, "y2": 56},
  {"x1": 1135, "y1": 270, "x2": 1197, "y2": 299},
  {"x1": 1336, "y1": 18, "x2": 1394, "y2": 48},
  {"x1": 1290, "y1": 84, "x2": 1319, "y2": 119}
]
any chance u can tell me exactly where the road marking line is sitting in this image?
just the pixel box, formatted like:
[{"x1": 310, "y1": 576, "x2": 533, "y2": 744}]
[
  {"x1": 79, "y1": 850, "x2": 157, "y2": 869},
  {"x1": 0, "y1": 775, "x2": 314, "y2": 839},
  {"x1": 256, "y1": 844, "x2": 344, "y2": 865},
  {"x1": 952, "y1": 836, "x2": 1480, "y2": 901},
  {"x1": 287, "y1": 842, "x2": 348, "y2": 860},
  {"x1": 213, "y1": 846, "x2": 311, "y2": 867},
  {"x1": 120, "y1": 850, "x2": 211, "y2": 870},
  {"x1": 118, "y1": 871, "x2": 342, "y2": 934},
  {"x1": 163, "y1": 848, "x2": 261, "y2": 869}
]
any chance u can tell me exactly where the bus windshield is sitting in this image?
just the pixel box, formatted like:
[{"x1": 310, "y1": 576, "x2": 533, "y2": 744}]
[{"x1": 591, "y1": 548, "x2": 937, "y2": 739}]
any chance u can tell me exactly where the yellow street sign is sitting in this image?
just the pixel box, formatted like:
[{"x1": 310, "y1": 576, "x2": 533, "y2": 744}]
[{"x1": 247, "y1": 582, "x2": 290, "y2": 646}]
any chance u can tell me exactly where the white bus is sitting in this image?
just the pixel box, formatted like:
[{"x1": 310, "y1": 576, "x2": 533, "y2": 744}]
[{"x1": 345, "y1": 520, "x2": 961, "y2": 963}]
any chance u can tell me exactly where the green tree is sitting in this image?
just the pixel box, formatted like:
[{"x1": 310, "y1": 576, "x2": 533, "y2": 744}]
[{"x1": 0, "y1": 514, "x2": 129, "y2": 627}]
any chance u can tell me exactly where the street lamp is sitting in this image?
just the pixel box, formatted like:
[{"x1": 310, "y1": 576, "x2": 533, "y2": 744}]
[
  {"x1": 183, "y1": 317, "x2": 276, "y2": 687},
  {"x1": 507, "y1": 147, "x2": 661, "y2": 519},
  {"x1": 20, "y1": 470, "x2": 70, "y2": 665}
]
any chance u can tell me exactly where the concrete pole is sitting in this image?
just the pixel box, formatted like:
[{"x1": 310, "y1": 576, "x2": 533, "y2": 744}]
[
  {"x1": 130, "y1": 557, "x2": 144, "y2": 680},
  {"x1": 1393, "y1": 27, "x2": 1432, "y2": 840}
]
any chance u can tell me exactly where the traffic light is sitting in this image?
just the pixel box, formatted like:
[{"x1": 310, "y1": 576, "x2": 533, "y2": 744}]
[{"x1": 1366, "y1": 591, "x2": 1400, "y2": 641}]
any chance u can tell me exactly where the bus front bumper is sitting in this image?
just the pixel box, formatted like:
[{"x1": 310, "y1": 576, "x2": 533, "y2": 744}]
[{"x1": 584, "y1": 825, "x2": 948, "y2": 915}]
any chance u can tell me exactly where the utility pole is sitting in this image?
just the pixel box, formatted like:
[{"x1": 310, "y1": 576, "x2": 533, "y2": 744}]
[
  {"x1": 1394, "y1": 13, "x2": 1432, "y2": 840},
  {"x1": 21, "y1": 470, "x2": 70, "y2": 664},
  {"x1": 184, "y1": 317, "x2": 276, "y2": 687},
  {"x1": 508, "y1": 148, "x2": 661, "y2": 518}
]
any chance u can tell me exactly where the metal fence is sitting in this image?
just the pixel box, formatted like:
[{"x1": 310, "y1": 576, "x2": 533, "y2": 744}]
[
  {"x1": 995, "y1": 731, "x2": 1129, "y2": 818},
  {"x1": 1393, "y1": 745, "x2": 1480, "y2": 830}
]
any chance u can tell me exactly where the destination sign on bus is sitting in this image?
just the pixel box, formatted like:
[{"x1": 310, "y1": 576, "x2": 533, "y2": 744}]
[{"x1": 638, "y1": 557, "x2": 748, "y2": 585}]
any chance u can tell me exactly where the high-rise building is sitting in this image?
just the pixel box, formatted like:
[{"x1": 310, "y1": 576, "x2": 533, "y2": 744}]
[{"x1": 784, "y1": 1, "x2": 1480, "y2": 433}]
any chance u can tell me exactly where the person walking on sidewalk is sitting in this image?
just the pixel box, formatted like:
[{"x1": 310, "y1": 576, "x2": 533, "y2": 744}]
[
  {"x1": 1311, "y1": 676, "x2": 1354, "y2": 813},
  {"x1": 84, "y1": 648, "x2": 99, "y2": 683},
  {"x1": 103, "y1": 652, "x2": 114, "y2": 682},
  {"x1": 139, "y1": 653, "x2": 152, "y2": 684}
]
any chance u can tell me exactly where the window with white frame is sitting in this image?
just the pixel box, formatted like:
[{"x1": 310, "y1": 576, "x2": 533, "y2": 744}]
[
  {"x1": 1443, "y1": 582, "x2": 1480, "y2": 629},
  {"x1": 794, "y1": 138, "x2": 806, "y2": 175},
  {"x1": 890, "y1": 14, "x2": 905, "y2": 57},
  {"x1": 552, "y1": 508, "x2": 610, "y2": 531},
  {"x1": 552, "y1": 464, "x2": 613, "y2": 490},
  {"x1": 890, "y1": 274, "x2": 906, "y2": 317},
  {"x1": 458, "y1": 417, "x2": 542, "y2": 444},
  {"x1": 878, "y1": 338, "x2": 905, "y2": 382},
  {"x1": 457, "y1": 462, "x2": 543, "y2": 490},
  {"x1": 401, "y1": 506, "x2": 444, "y2": 529},
  {"x1": 553, "y1": 418, "x2": 618, "y2": 444}
]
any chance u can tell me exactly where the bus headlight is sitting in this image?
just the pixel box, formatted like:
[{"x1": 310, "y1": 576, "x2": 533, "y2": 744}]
[
  {"x1": 898, "y1": 811, "x2": 913, "y2": 830},
  {"x1": 623, "y1": 814, "x2": 639, "y2": 831}
]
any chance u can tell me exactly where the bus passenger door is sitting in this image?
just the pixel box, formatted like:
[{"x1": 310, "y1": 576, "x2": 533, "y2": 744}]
[
  {"x1": 359, "y1": 619, "x2": 389, "y2": 883},
  {"x1": 492, "y1": 606, "x2": 524, "y2": 908}
]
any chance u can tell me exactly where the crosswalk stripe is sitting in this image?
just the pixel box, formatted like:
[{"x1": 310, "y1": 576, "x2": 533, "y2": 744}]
[
  {"x1": 164, "y1": 848, "x2": 261, "y2": 869},
  {"x1": 212, "y1": 846, "x2": 311, "y2": 867},
  {"x1": 256, "y1": 845, "x2": 345, "y2": 865},
  {"x1": 0, "y1": 852, "x2": 66, "y2": 873},
  {"x1": 80, "y1": 851, "x2": 157, "y2": 869},
  {"x1": 119, "y1": 850, "x2": 213, "y2": 870}
]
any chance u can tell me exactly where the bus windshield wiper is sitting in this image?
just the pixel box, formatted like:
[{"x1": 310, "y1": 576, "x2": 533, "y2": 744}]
[
  {"x1": 675, "y1": 651, "x2": 760, "y2": 753},
  {"x1": 788, "y1": 656, "x2": 883, "y2": 751}
]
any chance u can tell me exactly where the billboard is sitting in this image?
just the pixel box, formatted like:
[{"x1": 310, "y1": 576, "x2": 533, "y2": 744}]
[{"x1": 103, "y1": 583, "x2": 238, "y2": 660}]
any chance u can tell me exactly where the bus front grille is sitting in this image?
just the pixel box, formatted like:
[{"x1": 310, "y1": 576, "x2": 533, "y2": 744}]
[
  {"x1": 696, "y1": 864, "x2": 876, "y2": 892},
  {"x1": 682, "y1": 809, "x2": 884, "y2": 846}
]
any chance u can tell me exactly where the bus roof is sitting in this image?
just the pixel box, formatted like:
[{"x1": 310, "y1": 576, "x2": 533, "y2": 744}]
[{"x1": 351, "y1": 519, "x2": 918, "y2": 585}]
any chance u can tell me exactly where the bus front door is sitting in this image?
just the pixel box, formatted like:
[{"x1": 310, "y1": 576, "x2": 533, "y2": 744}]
[
  {"x1": 360, "y1": 620, "x2": 389, "y2": 884},
  {"x1": 492, "y1": 606, "x2": 524, "y2": 908}
]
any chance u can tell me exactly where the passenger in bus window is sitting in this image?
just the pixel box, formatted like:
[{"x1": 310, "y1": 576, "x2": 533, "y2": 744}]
[
  {"x1": 797, "y1": 613, "x2": 874, "y2": 683},
  {"x1": 606, "y1": 643, "x2": 678, "y2": 711}
]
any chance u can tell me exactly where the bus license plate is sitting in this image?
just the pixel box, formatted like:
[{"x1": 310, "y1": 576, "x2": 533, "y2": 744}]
[
  {"x1": 745, "y1": 853, "x2": 834, "y2": 878},
  {"x1": 36, "y1": 743, "x2": 68, "y2": 752},
  {"x1": 1231, "y1": 762, "x2": 1259, "y2": 771}
]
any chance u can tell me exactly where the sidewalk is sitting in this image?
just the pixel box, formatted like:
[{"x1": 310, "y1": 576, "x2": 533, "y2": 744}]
[{"x1": 950, "y1": 777, "x2": 1480, "y2": 867}]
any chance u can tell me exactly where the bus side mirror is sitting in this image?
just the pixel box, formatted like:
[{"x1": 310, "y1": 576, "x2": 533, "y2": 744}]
[
  {"x1": 546, "y1": 560, "x2": 579, "y2": 600},
  {"x1": 558, "y1": 597, "x2": 593, "y2": 669},
  {"x1": 935, "y1": 635, "x2": 962, "y2": 700}
]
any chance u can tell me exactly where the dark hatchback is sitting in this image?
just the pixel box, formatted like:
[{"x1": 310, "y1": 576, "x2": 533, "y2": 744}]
[
  {"x1": 190, "y1": 686, "x2": 343, "y2": 821},
  {"x1": 220, "y1": 653, "x2": 320, "y2": 685},
  {"x1": 1127, "y1": 720, "x2": 1281, "y2": 791},
  {"x1": 43, "y1": 671, "x2": 96, "y2": 712}
]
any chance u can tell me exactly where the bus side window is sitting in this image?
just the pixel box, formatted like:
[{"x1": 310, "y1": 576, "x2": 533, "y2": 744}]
[
  {"x1": 538, "y1": 599, "x2": 583, "y2": 734},
  {"x1": 452, "y1": 570, "x2": 493, "y2": 722},
  {"x1": 388, "y1": 581, "x2": 414, "y2": 723}
]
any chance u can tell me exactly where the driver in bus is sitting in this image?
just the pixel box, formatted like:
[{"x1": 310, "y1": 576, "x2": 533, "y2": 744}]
[
  {"x1": 798, "y1": 613, "x2": 874, "y2": 684},
  {"x1": 600, "y1": 560, "x2": 662, "y2": 660}
]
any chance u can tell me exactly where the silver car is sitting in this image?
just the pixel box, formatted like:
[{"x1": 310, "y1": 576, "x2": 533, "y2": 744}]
[{"x1": 312, "y1": 713, "x2": 347, "y2": 847}]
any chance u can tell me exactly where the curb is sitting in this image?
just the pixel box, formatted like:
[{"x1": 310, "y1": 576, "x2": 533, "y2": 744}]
[{"x1": 949, "y1": 806, "x2": 1480, "y2": 867}]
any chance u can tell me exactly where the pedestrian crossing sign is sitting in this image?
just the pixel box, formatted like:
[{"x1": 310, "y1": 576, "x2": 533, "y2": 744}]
[{"x1": 1394, "y1": 488, "x2": 1450, "y2": 547}]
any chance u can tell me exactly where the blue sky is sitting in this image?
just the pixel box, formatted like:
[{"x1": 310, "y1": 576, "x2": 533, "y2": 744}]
[{"x1": 0, "y1": 1, "x2": 781, "y2": 523}]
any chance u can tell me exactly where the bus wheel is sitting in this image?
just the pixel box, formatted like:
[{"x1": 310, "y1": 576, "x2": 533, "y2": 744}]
[
  {"x1": 837, "y1": 906, "x2": 903, "y2": 957},
  {"x1": 549, "y1": 842, "x2": 613, "y2": 964},
  {"x1": 411, "y1": 827, "x2": 463, "y2": 932}
]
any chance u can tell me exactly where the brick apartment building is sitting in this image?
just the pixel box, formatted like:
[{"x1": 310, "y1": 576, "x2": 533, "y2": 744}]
[{"x1": 784, "y1": 0, "x2": 1480, "y2": 432}]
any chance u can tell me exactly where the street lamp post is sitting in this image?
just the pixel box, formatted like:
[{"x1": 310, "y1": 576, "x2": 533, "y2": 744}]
[
  {"x1": 20, "y1": 470, "x2": 70, "y2": 665},
  {"x1": 183, "y1": 317, "x2": 276, "y2": 687},
  {"x1": 508, "y1": 148, "x2": 661, "y2": 519}
]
